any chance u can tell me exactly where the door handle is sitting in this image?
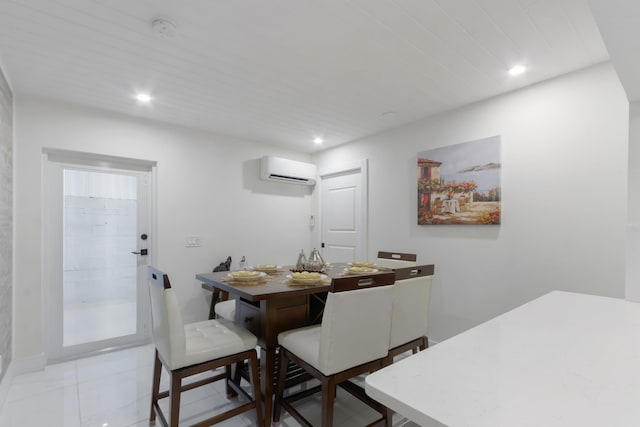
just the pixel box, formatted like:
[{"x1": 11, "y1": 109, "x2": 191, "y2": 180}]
[{"x1": 131, "y1": 249, "x2": 148, "y2": 256}]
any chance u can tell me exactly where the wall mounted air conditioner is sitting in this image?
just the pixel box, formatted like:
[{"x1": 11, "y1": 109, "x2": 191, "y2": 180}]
[{"x1": 260, "y1": 156, "x2": 317, "y2": 185}]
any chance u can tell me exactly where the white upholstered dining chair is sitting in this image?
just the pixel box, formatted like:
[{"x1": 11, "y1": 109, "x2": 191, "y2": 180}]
[
  {"x1": 387, "y1": 264, "x2": 435, "y2": 362},
  {"x1": 376, "y1": 251, "x2": 417, "y2": 269},
  {"x1": 213, "y1": 298, "x2": 236, "y2": 321},
  {"x1": 147, "y1": 266, "x2": 263, "y2": 427},
  {"x1": 273, "y1": 272, "x2": 396, "y2": 427}
]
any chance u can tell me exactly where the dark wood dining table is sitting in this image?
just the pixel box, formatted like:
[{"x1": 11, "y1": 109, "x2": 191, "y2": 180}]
[{"x1": 196, "y1": 263, "x2": 385, "y2": 426}]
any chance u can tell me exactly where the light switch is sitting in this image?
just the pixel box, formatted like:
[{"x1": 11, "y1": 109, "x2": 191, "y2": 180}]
[{"x1": 185, "y1": 236, "x2": 202, "y2": 247}]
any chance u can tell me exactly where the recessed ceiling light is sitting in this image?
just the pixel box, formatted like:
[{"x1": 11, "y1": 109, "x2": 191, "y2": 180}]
[
  {"x1": 135, "y1": 93, "x2": 152, "y2": 103},
  {"x1": 508, "y1": 65, "x2": 527, "y2": 76},
  {"x1": 313, "y1": 137, "x2": 323, "y2": 144}
]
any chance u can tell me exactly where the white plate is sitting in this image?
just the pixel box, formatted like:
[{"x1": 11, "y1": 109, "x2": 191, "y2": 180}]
[
  {"x1": 228, "y1": 271, "x2": 267, "y2": 282},
  {"x1": 344, "y1": 267, "x2": 379, "y2": 275},
  {"x1": 286, "y1": 273, "x2": 328, "y2": 285},
  {"x1": 251, "y1": 265, "x2": 281, "y2": 272},
  {"x1": 349, "y1": 262, "x2": 377, "y2": 268}
]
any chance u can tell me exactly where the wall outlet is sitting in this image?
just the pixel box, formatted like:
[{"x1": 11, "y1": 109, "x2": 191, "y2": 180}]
[{"x1": 185, "y1": 236, "x2": 202, "y2": 247}]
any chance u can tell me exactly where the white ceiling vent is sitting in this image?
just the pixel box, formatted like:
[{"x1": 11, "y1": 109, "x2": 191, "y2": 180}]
[{"x1": 260, "y1": 156, "x2": 317, "y2": 186}]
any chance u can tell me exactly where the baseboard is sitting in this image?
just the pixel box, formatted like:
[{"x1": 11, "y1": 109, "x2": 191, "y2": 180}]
[
  {"x1": 0, "y1": 352, "x2": 47, "y2": 411},
  {"x1": 0, "y1": 360, "x2": 13, "y2": 413},
  {"x1": 9, "y1": 352, "x2": 46, "y2": 376}
]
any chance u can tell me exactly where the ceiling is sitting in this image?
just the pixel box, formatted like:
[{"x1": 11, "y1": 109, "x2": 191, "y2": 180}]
[
  {"x1": 589, "y1": 0, "x2": 640, "y2": 104},
  {"x1": 0, "y1": 0, "x2": 611, "y2": 152}
]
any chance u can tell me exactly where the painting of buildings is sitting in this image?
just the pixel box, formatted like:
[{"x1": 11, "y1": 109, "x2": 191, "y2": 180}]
[{"x1": 418, "y1": 136, "x2": 501, "y2": 225}]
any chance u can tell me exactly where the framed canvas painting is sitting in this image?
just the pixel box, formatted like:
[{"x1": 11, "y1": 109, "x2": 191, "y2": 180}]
[{"x1": 418, "y1": 135, "x2": 501, "y2": 225}]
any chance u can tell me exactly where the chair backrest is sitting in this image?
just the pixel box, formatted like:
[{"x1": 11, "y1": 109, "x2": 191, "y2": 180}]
[
  {"x1": 148, "y1": 266, "x2": 187, "y2": 370},
  {"x1": 389, "y1": 265, "x2": 434, "y2": 349},
  {"x1": 376, "y1": 251, "x2": 417, "y2": 269},
  {"x1": 318, "y1": 272, "x2": 395, "y2": 375}
]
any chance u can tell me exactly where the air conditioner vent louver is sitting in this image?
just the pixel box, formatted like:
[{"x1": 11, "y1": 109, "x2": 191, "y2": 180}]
[
  {"x1": 268, "y1": 174, "x2": 311, "y2": 183},
  {"x1": 260, "y1": 156, "x2": 317, "y2": 186}
]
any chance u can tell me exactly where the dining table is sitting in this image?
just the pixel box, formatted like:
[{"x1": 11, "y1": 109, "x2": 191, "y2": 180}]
[
  {"x1": 196, "y1": 263, "x2": 388, "y2": 426},
  {"x1": 365, "y1": 291, "x2": 640, "y2": 427}
]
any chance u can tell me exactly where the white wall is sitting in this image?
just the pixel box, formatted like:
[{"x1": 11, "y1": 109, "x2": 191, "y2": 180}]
[
  {"x1": 627, "y1": 102, "x2": 640, "y2": 301},
  {"x1": 313, "y1": 63, "x2": 629, "y2": 342},
  {"x1": 14, "y1": 95, "x2": 313, "y2": 359}
]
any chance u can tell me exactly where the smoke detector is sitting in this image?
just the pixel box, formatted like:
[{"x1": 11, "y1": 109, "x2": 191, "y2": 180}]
[{"x1": 152, "y1": 18, "x2": 176, "y2": 39}]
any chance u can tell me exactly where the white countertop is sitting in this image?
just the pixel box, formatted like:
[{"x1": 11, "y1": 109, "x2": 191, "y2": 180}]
[{"x1": 366, "y1": 291, "x2": 640, "y2": 427}]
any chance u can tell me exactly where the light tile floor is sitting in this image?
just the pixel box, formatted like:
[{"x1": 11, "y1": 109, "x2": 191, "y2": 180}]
[{"x1": 0, "y1": 344, "x2": 418, "y2": 426}]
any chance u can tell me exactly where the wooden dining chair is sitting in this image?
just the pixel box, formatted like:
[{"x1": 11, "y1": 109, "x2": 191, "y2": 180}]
[
  {"x1": 387, "y1": 264, "x2": 435, "y2": 362},
  {"x1": 376, "y1": 251, "x2": 417, "y2": 269},
  {"x1": 147, "y1": 266, "x2": 263, "y2": 427},
  {"x1": 207, "y1": 256, "x2": 236, "y2": 320},
  {"x1": 273, "y1": 272, "x2": 396, "y2": 427}
]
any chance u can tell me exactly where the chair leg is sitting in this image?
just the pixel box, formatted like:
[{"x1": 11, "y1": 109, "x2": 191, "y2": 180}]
[
  {"x1": 225, "y1": 364, "x2": 237, "y2": 398},
  {"x1": 169, "y1": 372, "x2": 182, "y2": 427},
  {"x1": 384, "y1": 406, "x2": 393, "y2": 427},
  {"x1": 322, "y1": 377, "x2": 336, "y2": 427},
  {"x1": 208, "y1": 288, "x2": 220, "y2": 319},
  {"x1": 150, "y1": 349, "x2": 162, "y2": 422},
  {"x1": 272, "y1": 349, "x2": 290, "y2": 423},
  {"x1": 421, "y1": 336, "x2": 429, "y2": 350},
  {"x1": 234, "y1": 361, "x2": 243, "y2": 385},
  {"x1": 248, "y1": 351, "x2": 264, "y2": 426}
]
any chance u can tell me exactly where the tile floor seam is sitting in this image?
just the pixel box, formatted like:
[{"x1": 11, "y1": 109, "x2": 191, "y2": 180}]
[
  {"x1": 5, "y1": 380, "x2": 72, "y2": 404},
  {"x1": 75, "y1": 360, "x2": 85, "y2": 424}
]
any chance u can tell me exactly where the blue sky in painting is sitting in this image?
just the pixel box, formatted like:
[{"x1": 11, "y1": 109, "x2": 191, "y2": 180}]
[{"x1": 418, "y1": 135, "x2": 501, "y2": 193}]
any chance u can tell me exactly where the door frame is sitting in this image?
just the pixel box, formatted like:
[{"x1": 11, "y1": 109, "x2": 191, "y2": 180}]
[
  {"x1": 316, "y1": 159, "x2": 368, "y2": 260},
  {"x1": 42, "y1": 148, "x2": 157, "y2": 362}
]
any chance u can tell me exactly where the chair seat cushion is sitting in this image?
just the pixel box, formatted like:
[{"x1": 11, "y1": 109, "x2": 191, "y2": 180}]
[
  {"x1": 182, "y1": 318, "x2": 257, "y2": 368},
  {"x1": 215, "y1": 300, "x2": 236, "y2": 320},
  {"x1": 278, "y1": 325, "x2": 323, "y2": 372}
]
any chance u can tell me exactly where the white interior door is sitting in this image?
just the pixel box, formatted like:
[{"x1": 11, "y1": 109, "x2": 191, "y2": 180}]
[
  {"x1": 319, "y1": 161, "x2": 368, "y2": 263},
  {"x1": 44, "y1": 151, "x2": 155, "y2": 361}
]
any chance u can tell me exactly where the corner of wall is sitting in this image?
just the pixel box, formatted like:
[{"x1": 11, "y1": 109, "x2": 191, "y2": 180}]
[
  {"x1": 0, "y1": 60, "x2": 14, "y2": 384},
  {"x1": 0, "y1": 361, "x2": 11, "y2": 414}
]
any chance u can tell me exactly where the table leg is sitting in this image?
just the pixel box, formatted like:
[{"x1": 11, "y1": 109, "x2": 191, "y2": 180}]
[
  {"x1": 260, "y1": 347, "x2": 277, "y2": 427},
  {"x1": 208, "y1": 288, "x2": 220, "y2": 319}
]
